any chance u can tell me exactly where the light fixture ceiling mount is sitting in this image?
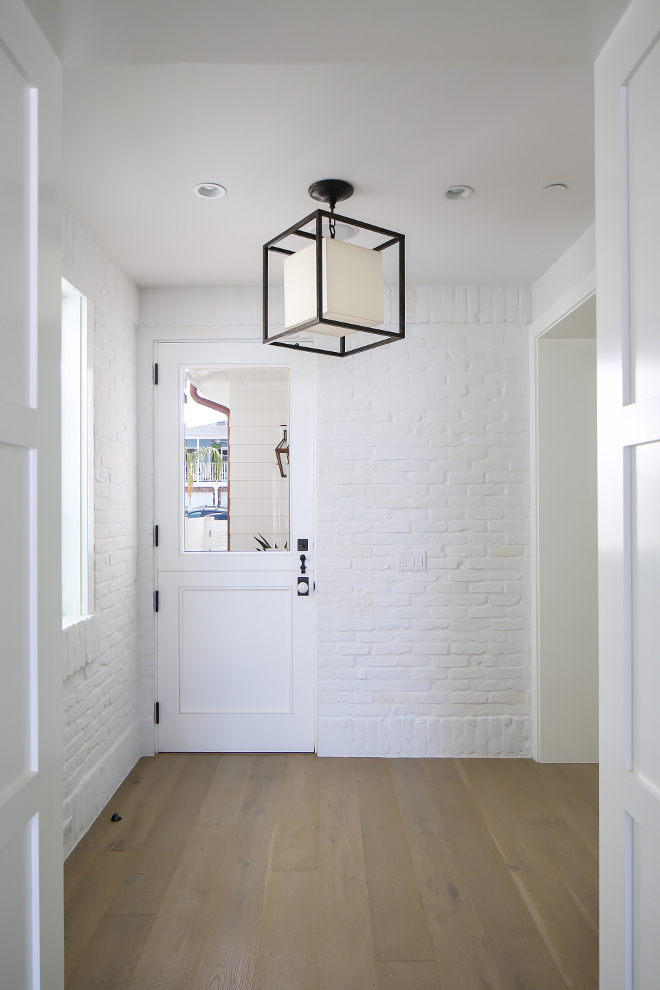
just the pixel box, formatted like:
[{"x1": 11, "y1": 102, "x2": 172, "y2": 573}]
[{"x1": 308, "y1": 178, "x2": 354, "y2": 211}]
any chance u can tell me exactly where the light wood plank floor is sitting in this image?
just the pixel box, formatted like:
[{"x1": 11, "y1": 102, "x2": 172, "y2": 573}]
[{"x1": 64, "y1": 755, "x2": 598, "y2": 990}]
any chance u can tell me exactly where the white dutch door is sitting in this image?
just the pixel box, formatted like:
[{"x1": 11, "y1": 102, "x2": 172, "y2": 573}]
[
  {"x1": 596, "y1": 1, "x2": 660, "y2": 987},
  {"x1": 155, "y1": 341, "x2": 315, "y2": 752},
  {"x1": 0, "y1": 1, "x2": 64, "y2": 987}
]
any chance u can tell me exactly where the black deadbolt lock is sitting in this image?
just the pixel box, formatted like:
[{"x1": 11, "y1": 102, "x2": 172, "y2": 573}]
[{"x1": 297, "y1": 539, "x2": 309, "y2": 551}]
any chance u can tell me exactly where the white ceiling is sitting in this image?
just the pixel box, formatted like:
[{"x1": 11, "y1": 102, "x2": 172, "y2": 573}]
[
  {"x1": 31, "y1": 0, "x2": 632, "y2": 288},
  {"x1": 28, "y1": 0, "x2": 631, "y2": 66}
]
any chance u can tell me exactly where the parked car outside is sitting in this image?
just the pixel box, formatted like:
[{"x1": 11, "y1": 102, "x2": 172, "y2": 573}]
[{"x1": 185, "y1": 506, "x2": 227, "y2": 519}]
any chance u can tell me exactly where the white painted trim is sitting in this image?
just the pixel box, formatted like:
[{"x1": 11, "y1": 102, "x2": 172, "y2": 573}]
[
  {"x1": 529, "y1": 269, "x2": 596, "y2": 340},
  {"x1": 528, "y1": 271, "x2": 596, "y2": 761}
]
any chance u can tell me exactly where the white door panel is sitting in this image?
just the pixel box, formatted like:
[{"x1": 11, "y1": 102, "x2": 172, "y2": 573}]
[
  {"x1": 0, "y1": 1, "x2": 62, "y2": 986},
  {"x1": 596, "y1": 3, "x2": 660, "y2": 985},
  {"x1": 157, "y1": 571, "x2": 314, "y2": 751},
  {"x1": 155, "y1": 341, "x2": 315, "y2": 752}
]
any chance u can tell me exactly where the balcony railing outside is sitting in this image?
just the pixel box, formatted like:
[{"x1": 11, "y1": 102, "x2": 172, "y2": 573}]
[{"x1": 187, "y1": 462, "x2": 228, "y2": 483}]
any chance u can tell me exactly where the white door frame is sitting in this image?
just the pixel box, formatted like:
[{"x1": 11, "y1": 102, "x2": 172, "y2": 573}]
[
  {"x1": 136, "y1": 318, "x2": 317, "y2": 755},
  {"x1": 528, "y1": 273, "x2": 596, "y2": 761},
  {"x1": 596, "y1": 2, "x2": 660, "y2": 984},
  {"x1": 0, "y1": 2, "x2": 63, "y2": 985}
]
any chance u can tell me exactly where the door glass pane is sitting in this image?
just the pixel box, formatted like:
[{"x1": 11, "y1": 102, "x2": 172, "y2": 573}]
[{"x1": 183, "y1": 368, "x2": 289, "y2": 552}]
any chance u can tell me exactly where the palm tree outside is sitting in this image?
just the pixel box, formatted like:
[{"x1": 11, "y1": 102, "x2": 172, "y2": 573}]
[{"x1": 185, "y1": 445, "x2": 223, "y2": 509}]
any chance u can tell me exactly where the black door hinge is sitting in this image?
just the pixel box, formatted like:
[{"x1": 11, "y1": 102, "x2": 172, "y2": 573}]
[
  {"x1": 154, "y1": 524, "x2": 159, "y2": 546},
  {"x1": 154, "y1": 362, "x2": 158, "y2": 384},
  {"x1": 153, "y1": 590, "x2": 159, "y2": 612},
  {"x1": 155, "y1": 702, "x2": 160, "y2": 724}
]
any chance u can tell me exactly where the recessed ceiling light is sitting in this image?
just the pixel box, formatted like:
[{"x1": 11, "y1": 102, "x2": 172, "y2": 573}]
[
  {"x1": 543, "y1": 183, "x2": 567, "y2": 196},
  {"x1": 443, "y1": 185, "x2": 474, "y2": 200},
  {"x1": 194, "y1": 183, "x2": 226, "y2": 199}
]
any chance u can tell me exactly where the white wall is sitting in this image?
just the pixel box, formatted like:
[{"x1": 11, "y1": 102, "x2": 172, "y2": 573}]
[
  {"x1": 228, "y1": 374, "x2": 289, "y2": 552},
  {"x1": 529, "y1": 226, "x2": 599, "y2": 763},
  {"x1": 536, "y1": 335, "x2": 598, "y2": 762},
  {"x1": 139, "y1": 284, "x2": 533, "y2": 757},
  {"x1": 62, "y1": 209, "x2": 141, "y2": 856},
  {"x1": 316, "y1": 287, "x2": 532, "y2": 756}
]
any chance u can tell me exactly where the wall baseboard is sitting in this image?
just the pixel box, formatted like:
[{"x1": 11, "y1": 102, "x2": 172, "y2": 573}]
[
  {"x1": 63, "y1": 720, "x2": 142, "y2": 860},
  {"x1": 317, "y1": 715, "x2": 532, "y2": 758}
]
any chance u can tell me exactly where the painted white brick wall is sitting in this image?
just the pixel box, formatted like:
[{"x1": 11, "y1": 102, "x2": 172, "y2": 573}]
[
  {"x1": 316, "y1": 298, "x2": 532, "y2": 757},
  {"x1": 138, "y1": 285, "x2": 531, "y2": 758},
  {"x1": 62, "y1": 209, "x2": 141, "y2": 856}
]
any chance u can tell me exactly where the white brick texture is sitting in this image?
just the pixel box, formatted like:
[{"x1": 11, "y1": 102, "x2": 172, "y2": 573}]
[
  {"x1": 62, "y1": 209, "x2": 141, "y2": 857},
  {"x1": 62, "y1": 614, "x2": 101, "y2": 679},
  {"x1": 315, "y1": 320, "x2": 532, "y2": 757},
  {"x1": 138, "y1": 287, "x2": 532, "y2": 758}
]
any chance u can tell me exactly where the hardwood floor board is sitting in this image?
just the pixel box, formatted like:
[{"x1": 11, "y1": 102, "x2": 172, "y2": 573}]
[
  {"x1": 355, "y1": 758, "x2": 434, "y2": 962},
  {"x1": 65, "y1": 755, "x2": 599, "y2": 990},
  {"x1": 100, "y1": 753, "x2": 189, "y2": 851},
  {"x1": 425, "y1": 759, "x2": 462, "y2": 783},
  {"x1": 109, "y1": 754, "x2": 220, "y2": 915},
  {"x1": 64, "y1": 759, "x2": 149, "y2": 891},
  {"x1": 527, "y1": 818, "x2": 599, "y2": 933},
  {"x1": 389, "y1": 759, "x2": 504, "y2": 990},
  {"x1": 560, "y1": 763, "x2": 599, "y2": 814},
  {"x1": 317, "y1": 758, "x2": 378, "y2": 990},
  {"x1": 424, "y1": 762, "x2": 566, "y2": 990},
  {"x1": 376, "y1": 960, "x2": 442, "y2": 990},
  {"x1": 188, "y1": 776, "x2": 283, "y2": 990},
  {"x1": 526, "y1": 761, "x2": 599, "y2": 858},
  {"x1": 253, "y1": 870, "x2": 318, "y2": 990},
  {"x1": 197, "y1": 754, "x2": 254, "y2": 825},
  {"x1": 467, "y1": 758, "x2": 597, "y2": 858},
  {"x1": 458, "y1": 759, "x2": 598, "y2": 988},
  {"x1": 124, "y1": 824, "x2": 229, "y2": 990},
  {"x1": 66, "y1": 914, "x2": 155, "y2": 990},
  {"x1": 64, "y1": 851, "x2": 136, "y2": 982},
  {"x1": 250, "y1": 753, "x2": 288, "y2": 778},
  {"x1": 272, "y1": 753, "x2": 320, "y2": 870}
]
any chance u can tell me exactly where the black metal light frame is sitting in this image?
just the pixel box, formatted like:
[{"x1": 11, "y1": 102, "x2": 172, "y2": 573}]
[{"x1": 263, "y1": 208, "x2": 405, "y2": 358}]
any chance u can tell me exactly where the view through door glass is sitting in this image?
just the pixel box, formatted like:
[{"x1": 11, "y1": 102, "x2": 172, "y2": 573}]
[{"x1": 183, "y1": 367, "x2": 290, "y2": 552}]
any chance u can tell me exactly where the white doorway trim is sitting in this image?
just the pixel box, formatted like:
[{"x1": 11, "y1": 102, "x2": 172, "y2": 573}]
[
  {"x1": 529, "y1": 271, "x2": 596, "y2": 762},
  {"x1": 137, "y1": 317, "x2": 317, "y2": 756}
]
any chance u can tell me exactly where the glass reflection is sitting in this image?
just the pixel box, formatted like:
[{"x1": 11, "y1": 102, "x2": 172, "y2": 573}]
[{"x1": 183, "y1": 368, "x2": 289, "y2": 552}]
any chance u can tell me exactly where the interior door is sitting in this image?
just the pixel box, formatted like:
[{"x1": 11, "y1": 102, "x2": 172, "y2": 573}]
[
  {"x1": 0, "y1": 2, "x2": 63, "y2": 987},
  {"x1": 596, "y1": 2, "x2": 660, "y2": 986},
  {"x1": 155, "y1": 341, "x2": 315, "y2": 752}
]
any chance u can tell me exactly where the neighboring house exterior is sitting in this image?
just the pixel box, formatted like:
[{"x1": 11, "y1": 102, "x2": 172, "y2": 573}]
[{"x1": 184, "y1": 420, "x2": 228, "y2": 509}]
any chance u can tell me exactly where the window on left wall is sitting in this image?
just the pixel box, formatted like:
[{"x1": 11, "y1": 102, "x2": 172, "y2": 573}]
[{"x1": 61, "y1": 278, "x2": 94, "y2": 620}]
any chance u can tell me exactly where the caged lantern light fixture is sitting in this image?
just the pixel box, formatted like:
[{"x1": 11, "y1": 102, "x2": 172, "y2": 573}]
[{"x1": 263, "y1": 179, "x2": 405, "y2": 357}]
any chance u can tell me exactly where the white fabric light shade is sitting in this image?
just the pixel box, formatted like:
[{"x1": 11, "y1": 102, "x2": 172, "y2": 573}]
[{"x1": 283, "y1": 237, "x2": 384, "y2": 336}]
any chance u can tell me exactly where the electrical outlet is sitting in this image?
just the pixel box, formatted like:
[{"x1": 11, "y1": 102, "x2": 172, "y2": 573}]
[
  {"x1": 63, "y1": 817, "x2": 73, "y2": 842},
  {"x1": 397, "y1": 551, "x2": 426, "y2": 571}
]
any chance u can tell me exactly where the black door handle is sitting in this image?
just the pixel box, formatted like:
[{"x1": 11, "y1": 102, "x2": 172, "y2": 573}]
[{"x1": 300, "y1": 554, "x2": 307, "y2": 574}]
